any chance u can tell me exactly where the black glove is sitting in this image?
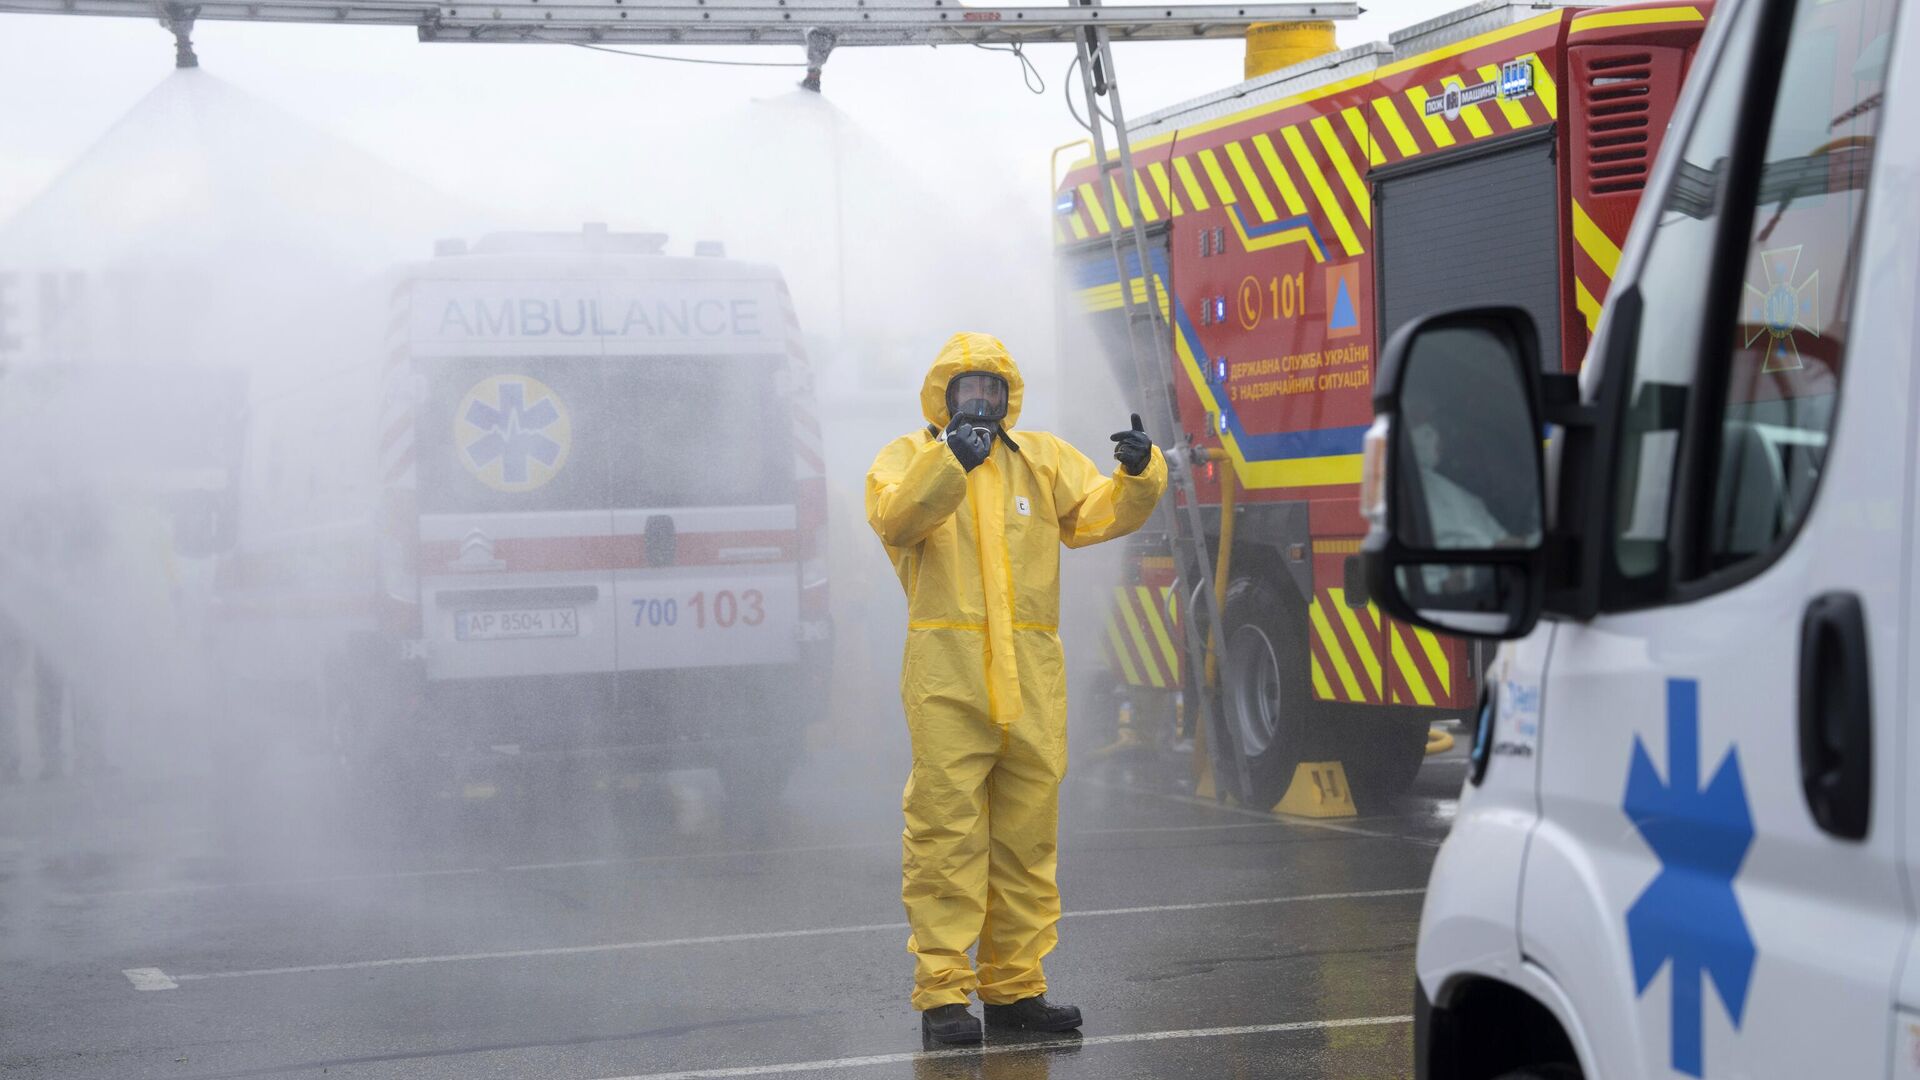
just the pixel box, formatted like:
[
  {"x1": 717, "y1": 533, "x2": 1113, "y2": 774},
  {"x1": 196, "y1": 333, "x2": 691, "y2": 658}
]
[
  {"x1": 946, "y1": 415, "x2": 993, "y2": 472},
  {"x1": 1111, "y1": 413, "x2": 1152, "y2": 476}
]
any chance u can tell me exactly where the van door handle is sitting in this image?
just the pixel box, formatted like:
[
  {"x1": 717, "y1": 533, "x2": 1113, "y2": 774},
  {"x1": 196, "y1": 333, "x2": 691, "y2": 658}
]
[{"x1": 1797, "y1": 591, "x2": 1872, "y2": 840}]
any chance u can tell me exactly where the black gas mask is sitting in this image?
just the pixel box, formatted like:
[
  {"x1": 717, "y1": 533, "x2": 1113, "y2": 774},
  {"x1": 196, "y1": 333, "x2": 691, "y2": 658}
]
[{"x1": 946, "y1": 371, "x2": 1009, "y2": 426}]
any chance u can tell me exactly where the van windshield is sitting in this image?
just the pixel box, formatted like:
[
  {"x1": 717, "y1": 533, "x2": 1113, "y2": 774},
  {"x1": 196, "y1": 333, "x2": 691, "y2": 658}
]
[{"x1": 417, "y1": 354, "x2": 793, "y2": 514}]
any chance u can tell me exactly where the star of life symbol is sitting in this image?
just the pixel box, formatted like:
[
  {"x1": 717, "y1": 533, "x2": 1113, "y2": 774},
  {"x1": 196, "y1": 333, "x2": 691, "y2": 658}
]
[
  {"x1": 1624, "y1": 679, "x2": 1756, "y2": 1078},
  {"x1": 1743, "y1": 245, "x2": 1820, "y2": 374},
  {"x1": 455, "y1": 374, "x2": 572, "y2": 492}
]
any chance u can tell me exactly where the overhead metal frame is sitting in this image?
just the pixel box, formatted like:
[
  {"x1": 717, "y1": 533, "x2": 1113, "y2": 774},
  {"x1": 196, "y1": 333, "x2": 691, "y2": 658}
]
[{"x1": 0, "y1": 0, "x2": 1356, "y2": 47}]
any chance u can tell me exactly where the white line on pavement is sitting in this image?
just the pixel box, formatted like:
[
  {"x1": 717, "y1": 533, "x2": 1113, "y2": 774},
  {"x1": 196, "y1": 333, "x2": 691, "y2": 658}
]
[
  {"x1": 77, "y1": 841, "x2": 899, "y2": 899},
  {"x1": 589, "y1": 1015, "x2": 1415, "y2": 1079},
  {"x1": 136, "y1": 887, "x2": 1425, "y2": 989},
  {"x1": 80, "y1": 813, "x2": 1355, "y2": 900}
]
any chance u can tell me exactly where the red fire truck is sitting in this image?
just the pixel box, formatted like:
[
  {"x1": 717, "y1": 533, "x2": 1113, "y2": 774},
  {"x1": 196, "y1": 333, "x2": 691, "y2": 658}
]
[{"x1": 1054, "y1": 1, "x2": 1713, "y2": 807}]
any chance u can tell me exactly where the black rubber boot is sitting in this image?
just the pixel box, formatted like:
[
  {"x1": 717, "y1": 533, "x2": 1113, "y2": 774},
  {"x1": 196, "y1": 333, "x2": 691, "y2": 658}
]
[
  {"x1": 921, "y1": 1003, "x2": 984, "y2": 1045},
  {"x1": 983, "y1": 994, "x2": 1083, "y2": 1032}
]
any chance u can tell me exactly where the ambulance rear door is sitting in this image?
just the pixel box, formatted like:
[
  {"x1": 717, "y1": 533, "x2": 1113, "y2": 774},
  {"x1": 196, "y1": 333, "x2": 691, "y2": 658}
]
[
  {"x1": 607, "y1": 274, "x2": 801, "y2": 673},
  {"x1": 410, "y1": 279, "x2": 620, "y2": 681}
]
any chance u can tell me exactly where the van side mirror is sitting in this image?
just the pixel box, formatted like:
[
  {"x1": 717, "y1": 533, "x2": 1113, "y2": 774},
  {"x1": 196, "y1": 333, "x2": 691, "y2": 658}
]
[{"x1": 1362, "y1": 308, "x2": 1547, "y2": 640}]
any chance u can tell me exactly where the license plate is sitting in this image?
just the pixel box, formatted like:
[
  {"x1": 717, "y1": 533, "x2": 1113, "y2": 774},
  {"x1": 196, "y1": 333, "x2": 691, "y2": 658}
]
[{"x1": 455, "y1": 607, "x2": 578, "y2": 641}]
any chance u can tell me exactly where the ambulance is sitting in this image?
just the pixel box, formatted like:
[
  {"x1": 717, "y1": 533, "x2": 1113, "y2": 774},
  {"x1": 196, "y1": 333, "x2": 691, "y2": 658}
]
[
  {"x1": 213, "y1": 225, "x2": 830, "y2": 806},
  {"x1": 1358, "y1": 0, "x2": 1915, "y2": 1074}
]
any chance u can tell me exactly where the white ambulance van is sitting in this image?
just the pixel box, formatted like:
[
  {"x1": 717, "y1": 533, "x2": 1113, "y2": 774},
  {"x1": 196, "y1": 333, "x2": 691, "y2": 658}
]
[
  {"x1": 1359, "y1": 0, "x2": 1915, "y2": 1075},
  {"x1": 213, "y1": 225, "x2": 830, "y2": 807}
]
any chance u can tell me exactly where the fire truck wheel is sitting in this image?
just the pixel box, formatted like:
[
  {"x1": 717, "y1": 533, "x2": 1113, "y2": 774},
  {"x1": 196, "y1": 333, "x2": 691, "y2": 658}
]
[
  {"x1": 1218, "y1": 575, "x2": 1313, "y2": 808},
  {"x1": 1337, "y1": 713, "x2": 1431, "y2": 808}
]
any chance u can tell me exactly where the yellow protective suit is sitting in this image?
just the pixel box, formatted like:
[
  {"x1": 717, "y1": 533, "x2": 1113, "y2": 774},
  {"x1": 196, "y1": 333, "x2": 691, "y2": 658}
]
[{"x1": 866, "y1": 332, "x2": 1167, "y2": 1010}]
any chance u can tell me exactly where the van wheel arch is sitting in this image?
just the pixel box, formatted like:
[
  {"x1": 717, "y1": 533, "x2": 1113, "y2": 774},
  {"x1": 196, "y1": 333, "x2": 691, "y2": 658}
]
[{"x1": 1422, "y1": 976, "x2": 1581, "y2": 1080}]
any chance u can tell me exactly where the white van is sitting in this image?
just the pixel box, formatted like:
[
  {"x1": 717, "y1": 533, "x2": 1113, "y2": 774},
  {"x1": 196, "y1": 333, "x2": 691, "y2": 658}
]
[
  {"x1": 214, "y1": 226, "x2": 831, "y2": 806},
  {"x1": 1359, "y1": 0, "x2": 1913, "y2": 1075}
]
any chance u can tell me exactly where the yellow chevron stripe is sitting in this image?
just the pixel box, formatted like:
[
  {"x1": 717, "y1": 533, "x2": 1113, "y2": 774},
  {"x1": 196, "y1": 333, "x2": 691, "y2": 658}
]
[
  {"x1": 1282, "y1": 125, "x2": 1363, "y2": 257},
  {"x1": 1116, "y1": 588, "x2": 1167, "y2": 688},
  {"x1": 1570, "y1": 4, "x2": 1703, "y2": 36},
  {"x1": 1224, "y1": 208, "x2": 1327, "y2": 263},
  {"x1": 1309, "y1": 599, "x2": 1364, "y2": 701},
  {"x1": 1106, "y1": 618, "x2": 1144, "y2": 685},
  {"x1": 1133, "y1": 171, "x2": 1161, "y2": 223},
  {"x1": 1224, "y1": 141, "x2": 1278, "y2": 223},
  {"x1": 1576, "y1": 277, "x2": 1602, "y2": 331},
  {"x1": 1148, "y1": 161, "x2": 1184, "y2": 217},
  {"x1": 1136, "y1": 585, "x2": 1181, "y2": 681},
  {"x1": 1519, "y1": 52, "x2": 1557, "y2": 119},
  {"x1": 1173, "y1": 157, "x2": 1213, "y2": 211},
  {"x1": 1063, "y1": 11, "x2": 1564, "y2": 157},
  {"x1": 1414, "y1": 626, "x2": 1451, "y2": 698},
  {"x1": 1407, "y1": 87, "x2": 1457, "y2": 149},
  {"x1": 1310, "y1": 653, "x2": 1334, "y2": 700},
  {"x1": 1440, "y1": 75, "x2": 1496, "y2": 138},
  {"x1": 1251, "y1": 133, "x2": 1309, "y2": 215},
  {"x1": 1573, "y1": 200, "x2": 1622, "y2": 277},
  {"x1": 1077, "y1": 182, "x2": 1111, "y2": 234},
  {"x1": 1371, "y1": 96, "x2": 1421, "y2": 158},
  {"x1": 1342, "y1": 106, "x2": 1383, "y2": 166},
  {"x1": 1197, "y1": 149, "x2": 1240, "y2": 207},
  {"x1": 1328, "y1": 587, "x2": 1382, "y2": 699},
  {"x1": 1108, "y1": 175, "x2": 1136, "y2": 230},
  {"x1": 1390, "y1": 626, "x2": 1435, "y2": 706},
  {"x1": 1478, "y1": 63, "x2": 1535, "y2": 129},
  {"x1": 1312, "y1": 115, "x2": 1371, "y2": 228},
  {"x1": 1067, "y1": 212, "x2": 1089, "y2": 241}
]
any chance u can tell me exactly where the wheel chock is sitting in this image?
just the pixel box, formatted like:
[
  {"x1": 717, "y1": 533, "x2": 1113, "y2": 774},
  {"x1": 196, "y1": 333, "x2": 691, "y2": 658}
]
[{"x1": 1271, "y1": 761, "x2": 1357, "y2": 818}]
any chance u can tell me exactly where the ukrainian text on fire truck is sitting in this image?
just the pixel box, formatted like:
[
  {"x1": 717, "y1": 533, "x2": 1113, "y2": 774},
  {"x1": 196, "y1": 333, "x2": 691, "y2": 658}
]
[{"x1": 1228, "y1": 343, "x2": 1372, "y2": 401}]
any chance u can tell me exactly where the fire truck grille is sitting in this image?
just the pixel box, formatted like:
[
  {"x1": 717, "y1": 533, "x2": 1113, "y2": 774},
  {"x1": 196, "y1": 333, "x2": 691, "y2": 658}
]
[{"x1": 1582, "y1": 52, "x2": 1654, "y2": 195}]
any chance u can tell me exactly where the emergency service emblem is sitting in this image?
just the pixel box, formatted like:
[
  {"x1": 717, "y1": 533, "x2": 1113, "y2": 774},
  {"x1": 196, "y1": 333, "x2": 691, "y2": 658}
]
[
  {"x1": 1744, "y1": 245, "x2": 1820, "y2": 373},
  {"x1": 455, "y1": 374, "x2": 572, "y2": 492}
]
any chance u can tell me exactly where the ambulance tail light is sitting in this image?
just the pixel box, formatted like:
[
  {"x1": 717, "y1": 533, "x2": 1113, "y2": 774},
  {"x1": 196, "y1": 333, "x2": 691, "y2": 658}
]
[{"x1": 1360, "y1": 415, "x2": 1391, "y2": 528}]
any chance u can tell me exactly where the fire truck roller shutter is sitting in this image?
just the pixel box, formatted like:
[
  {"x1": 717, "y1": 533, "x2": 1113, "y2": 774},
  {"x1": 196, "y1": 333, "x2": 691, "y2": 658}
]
[{"x1": 1374, "y1": 128, "x2": 1562, "y2": 373}]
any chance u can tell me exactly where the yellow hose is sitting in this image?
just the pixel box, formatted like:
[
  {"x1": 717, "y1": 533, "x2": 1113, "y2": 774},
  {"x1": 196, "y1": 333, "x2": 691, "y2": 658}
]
[{"x1": 1203, "y1": 448, "x2": 1234, "y2": 692}]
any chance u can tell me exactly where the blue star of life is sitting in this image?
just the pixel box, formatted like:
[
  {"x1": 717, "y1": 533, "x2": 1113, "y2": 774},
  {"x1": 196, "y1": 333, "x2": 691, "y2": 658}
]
[
  {"x1": 1623, "y1": 679, "x2": 1756, "y2": 1078},
  {"x1": 465, "y1": 381, "x2": 562, "y2": 484}
]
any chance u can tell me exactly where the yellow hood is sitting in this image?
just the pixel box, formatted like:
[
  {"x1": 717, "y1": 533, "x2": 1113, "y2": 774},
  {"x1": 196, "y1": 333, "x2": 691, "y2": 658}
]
[{"x1": 921, "y1": 331, "x2": 1026, "y2": 429}]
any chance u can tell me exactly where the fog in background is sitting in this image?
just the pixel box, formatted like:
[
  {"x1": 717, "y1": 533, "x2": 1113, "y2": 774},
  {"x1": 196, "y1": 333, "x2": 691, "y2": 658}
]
[{"x1": 0, "y1": 0, "x2": 1461, "y2": 1034}]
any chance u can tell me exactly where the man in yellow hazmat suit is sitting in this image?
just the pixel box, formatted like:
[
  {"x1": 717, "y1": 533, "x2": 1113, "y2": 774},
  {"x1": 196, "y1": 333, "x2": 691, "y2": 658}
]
[{"x1": 866, "y1": 332, "x2": 1167, "y2": 1045}]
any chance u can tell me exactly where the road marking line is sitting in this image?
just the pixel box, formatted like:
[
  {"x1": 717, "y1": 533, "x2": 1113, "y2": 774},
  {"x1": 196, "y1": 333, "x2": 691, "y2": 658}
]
[
  {"x1": 590, "y1": 1015, "x2": 1415, "y2": 1079},
  {"x1": 77, "y1": 841, "x2": 899, "y2": 898},
  {"x1": 81, "y1": 800, "x2": 1442, "y2": 900},
  {"x1": 139, "y1": 888, "x2": 1423, "y2": 989},
  {"x1": 123, "y1": 968, "x2": 178, "y2": 991}
]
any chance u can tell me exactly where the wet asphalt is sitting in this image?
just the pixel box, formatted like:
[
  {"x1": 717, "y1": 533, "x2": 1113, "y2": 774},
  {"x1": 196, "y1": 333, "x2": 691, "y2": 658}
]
[{"x1": 0, "y1": 731, "x2": 1466, "y2": 1079}]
